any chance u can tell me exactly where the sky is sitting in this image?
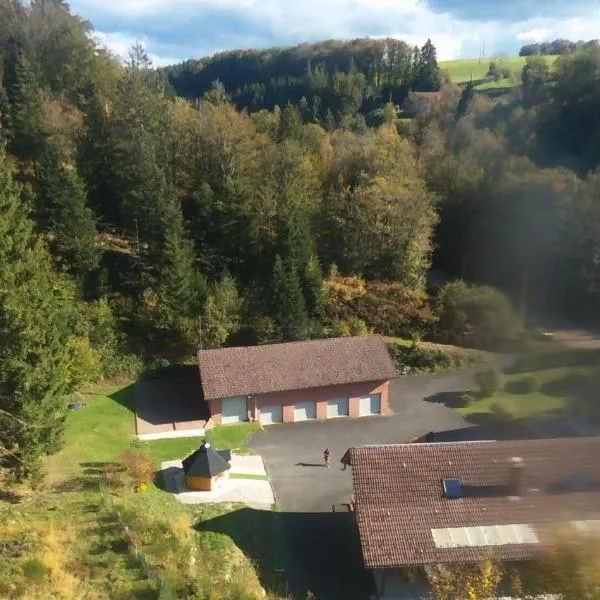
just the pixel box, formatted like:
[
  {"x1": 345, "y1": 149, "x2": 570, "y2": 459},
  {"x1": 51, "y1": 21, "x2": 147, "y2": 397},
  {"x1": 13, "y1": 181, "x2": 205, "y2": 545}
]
[{"x1": 69, "y1": 0, "x2": 600, "y2": 66}]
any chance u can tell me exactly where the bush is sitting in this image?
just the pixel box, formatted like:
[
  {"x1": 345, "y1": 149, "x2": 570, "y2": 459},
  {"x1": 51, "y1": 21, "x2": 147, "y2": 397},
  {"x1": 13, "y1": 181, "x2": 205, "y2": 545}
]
[
  {"x1": 388, "y1": 342, "x2": 467, "y2": 373},
  {"x1": 435, "y1": 281, "x2": 521, "y2": 350},
  {"x1": 120, "y1": 450, "x2": 155, "y2": 486},
  {"x1": 504, "y1": 374, "x2": 539, "y2": 394},
  {"x1": 475, "y1": 368, "x2": 503, "y2": 397},
  {"x1": 455, "y1": 393, "x2": 476, "y2": 408},
  {"x1": 325, "y1": 278, "x2": 437, "y2": 340},
  {"x1": 490, "y1": 401, "x2": 515, "y2": 421}
]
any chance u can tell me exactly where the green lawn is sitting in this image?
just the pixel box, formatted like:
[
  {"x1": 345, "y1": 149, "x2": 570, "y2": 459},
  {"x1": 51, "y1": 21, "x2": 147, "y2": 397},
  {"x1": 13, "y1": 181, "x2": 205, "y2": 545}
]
[
  {"x1": 52, "y1": 383, "x2": 260, "y2": 477},
  {"x1": 3, "y1": 379, "x2": 278, "y2": 599},
  {"x1": 456, "y1": 366, "x2": 594, "y2": 422},
  {"x1": 439, "y1": 55, "x2": 557, "y2": 86}
]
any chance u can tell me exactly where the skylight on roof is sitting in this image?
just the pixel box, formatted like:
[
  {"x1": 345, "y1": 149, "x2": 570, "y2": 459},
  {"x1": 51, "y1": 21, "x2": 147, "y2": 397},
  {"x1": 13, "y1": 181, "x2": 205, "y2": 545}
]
[{"x1": 442, "y1": 478, "x2": 463, "y2": 499}]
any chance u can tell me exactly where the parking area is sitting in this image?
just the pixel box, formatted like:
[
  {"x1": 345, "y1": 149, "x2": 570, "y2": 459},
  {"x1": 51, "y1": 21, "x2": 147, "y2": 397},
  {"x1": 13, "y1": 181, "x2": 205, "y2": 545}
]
[{"x1": 248, "y1": 370, "x2": 598, "y2": 600}]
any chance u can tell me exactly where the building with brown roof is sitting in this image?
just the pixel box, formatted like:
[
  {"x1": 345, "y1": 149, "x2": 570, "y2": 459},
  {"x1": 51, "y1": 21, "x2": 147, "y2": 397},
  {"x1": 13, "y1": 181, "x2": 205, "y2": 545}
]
[
  {"x1": 346, "y1": 438, "x2": 600, "y2": 596},
  {"x1": 198, "y1": 335, "x2": 398, "y2": 425}
]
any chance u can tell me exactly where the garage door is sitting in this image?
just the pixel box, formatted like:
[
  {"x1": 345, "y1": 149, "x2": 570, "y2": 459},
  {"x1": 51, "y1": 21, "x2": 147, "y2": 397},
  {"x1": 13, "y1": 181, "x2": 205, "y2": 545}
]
[
  {"x1": 294, "y1": 401, "x2": 316, "y2": 422},
  {"x1": 260, "y1": 404, "x2": 283, "y2": 425},
  {"x1": 221, "y1": 397, "x2": 248, "y2": 424},
  {"x1": 359, "y1": 393, "x2": 381, "y2": 416},
  {"x1": 327, "y1": 397, "x2": 349, "y2": 418}
]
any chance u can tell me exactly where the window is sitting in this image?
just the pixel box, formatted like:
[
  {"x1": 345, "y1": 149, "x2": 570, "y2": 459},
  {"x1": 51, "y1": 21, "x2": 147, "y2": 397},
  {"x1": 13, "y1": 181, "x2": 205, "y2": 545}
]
[{"x1": 442, "y1": 478, "x2": 463, "y2": 499}]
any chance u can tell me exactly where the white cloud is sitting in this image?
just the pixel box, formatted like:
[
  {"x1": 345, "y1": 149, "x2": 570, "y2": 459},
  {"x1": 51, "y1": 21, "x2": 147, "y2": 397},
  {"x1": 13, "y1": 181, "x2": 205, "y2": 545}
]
[
  {"x1": 94, "y1": 31, "x2": 180, "y2": 66},
  {"x1": 516, "y1": 28, "x2": 552, "y2": 43},
  {"x1": 74, "y1": 0, "x2": 600, "y2": 65}
]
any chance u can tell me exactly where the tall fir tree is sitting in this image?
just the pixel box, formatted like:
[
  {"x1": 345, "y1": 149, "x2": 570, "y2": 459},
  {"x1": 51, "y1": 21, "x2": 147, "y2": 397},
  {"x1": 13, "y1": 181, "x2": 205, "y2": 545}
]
[
  {"x1": 0, "y1": 144, "x2": 75, "y2": 478},
  {"x1": 303, "y1": 253, "x2": 325, "y2": 318},
  {"x1": 9, "y1": 52, "x2": 46, "y2": 166},
  {"x1": 413, "y1": 38, "x2": 441, "y2": 92},
  {"x1": 38, "y1": 144, "x2": 101, "y2": 276},
  {"x1": 271, "y1": 254, "x2": 308, "y2": 341},
  {"x1": 157, "y1": 199, "x2": 205, "y2": 326}
]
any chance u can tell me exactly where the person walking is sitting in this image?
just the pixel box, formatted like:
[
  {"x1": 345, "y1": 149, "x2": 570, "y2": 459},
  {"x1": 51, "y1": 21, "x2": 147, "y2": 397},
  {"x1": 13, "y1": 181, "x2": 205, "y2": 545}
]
[{"x1": 323, "y1": 448, "x2": 330, "y2": 468}]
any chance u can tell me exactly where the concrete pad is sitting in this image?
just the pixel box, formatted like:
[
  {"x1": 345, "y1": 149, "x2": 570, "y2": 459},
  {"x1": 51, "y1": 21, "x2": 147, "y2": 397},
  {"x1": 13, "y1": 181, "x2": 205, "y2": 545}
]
[
  {"x1": 160, "y1": 459, "x2": 274, "y2": 508},
  {"x1": 138, "y1": 428, "x2": 205, "y2": 441},
  {"x1": 229, "y1": 454, "x2": 268, "y2": 476}
]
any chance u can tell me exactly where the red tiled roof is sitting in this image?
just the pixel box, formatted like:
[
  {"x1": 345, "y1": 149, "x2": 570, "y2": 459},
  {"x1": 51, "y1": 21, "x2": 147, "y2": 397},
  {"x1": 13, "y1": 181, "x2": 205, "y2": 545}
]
[
  {"x1": 198, "y1": 335, "x2": 398, "y2": 400},
  {"x1": 349, "y1": 437, "x2": 600, "y2": 568}
]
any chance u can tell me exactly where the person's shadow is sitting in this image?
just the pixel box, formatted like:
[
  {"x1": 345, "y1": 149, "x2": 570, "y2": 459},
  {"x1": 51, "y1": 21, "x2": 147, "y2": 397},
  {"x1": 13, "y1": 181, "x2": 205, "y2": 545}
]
[{"x1": 295, "y1": 462, "x2": 328, "y2": 468}]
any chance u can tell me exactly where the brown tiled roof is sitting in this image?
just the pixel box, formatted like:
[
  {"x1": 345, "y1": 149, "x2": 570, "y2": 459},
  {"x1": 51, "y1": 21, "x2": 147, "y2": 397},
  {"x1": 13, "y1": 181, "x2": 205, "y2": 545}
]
[
  {"x1": 198, "y1": 335, "x2": 398, "y2": 400},
  {"x1": 349, "y1": 437, "x2": 600, "y2": 568}
]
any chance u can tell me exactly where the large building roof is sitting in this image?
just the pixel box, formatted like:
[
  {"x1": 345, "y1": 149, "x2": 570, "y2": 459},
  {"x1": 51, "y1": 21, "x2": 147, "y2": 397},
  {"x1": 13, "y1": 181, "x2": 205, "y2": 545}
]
[
  {"x1": 348, "y1": 437, "x2": 600, "y2": 568},
  {"x1": 198, "y1": 335, "x2": 398, "y2": 400}
]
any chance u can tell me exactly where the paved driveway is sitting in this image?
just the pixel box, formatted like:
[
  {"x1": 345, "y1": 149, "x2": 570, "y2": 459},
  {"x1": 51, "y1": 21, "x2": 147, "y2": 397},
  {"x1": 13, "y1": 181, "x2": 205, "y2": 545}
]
[
  {"x1": 248, "y1": 373, "x2": 474, "y2": 512},
  {"x1": 247, "y1": 373, "x2": 475, "y2": 600}
]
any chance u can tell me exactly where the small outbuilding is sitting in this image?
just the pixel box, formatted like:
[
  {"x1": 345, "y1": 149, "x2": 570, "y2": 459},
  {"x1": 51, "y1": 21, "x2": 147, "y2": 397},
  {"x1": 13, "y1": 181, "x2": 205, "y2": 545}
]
[{"x1": 182, "y1": 441, "x2": 232, "y2": 491}]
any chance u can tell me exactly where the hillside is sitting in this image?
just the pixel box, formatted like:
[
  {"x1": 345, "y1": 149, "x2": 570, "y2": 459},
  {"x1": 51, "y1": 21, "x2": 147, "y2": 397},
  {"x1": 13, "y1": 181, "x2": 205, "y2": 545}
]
[
  {"x1": 440, "y1": 55, "x2": 557, "y2": 84},
  {"x1": 164, "y1": 37, "x2": 442, "y2": 119}
]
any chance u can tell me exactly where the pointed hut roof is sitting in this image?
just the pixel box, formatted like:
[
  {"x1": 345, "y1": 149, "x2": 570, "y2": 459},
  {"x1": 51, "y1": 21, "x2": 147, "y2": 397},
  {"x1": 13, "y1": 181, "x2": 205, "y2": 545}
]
[{"x1": 182, "y1": 441, "x2": 231, "y2": 478}]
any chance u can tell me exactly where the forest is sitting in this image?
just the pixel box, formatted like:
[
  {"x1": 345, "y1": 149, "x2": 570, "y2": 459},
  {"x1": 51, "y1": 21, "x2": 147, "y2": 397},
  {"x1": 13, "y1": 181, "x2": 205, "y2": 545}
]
[{"x1": 2, "y1": 0, "x2": 600, "y2": 478}]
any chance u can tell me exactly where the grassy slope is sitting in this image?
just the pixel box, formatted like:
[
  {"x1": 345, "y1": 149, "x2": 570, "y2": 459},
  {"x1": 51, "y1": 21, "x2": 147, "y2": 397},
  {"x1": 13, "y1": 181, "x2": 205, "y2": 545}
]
[
  {"x1": 457, "y1": 365, "x2": 593, "y2": 421},
  {"x1": 439, "y1": 55, "x2": 558, "y2": 89},
  {"x1": 3, "y1": 381, "x2": 272, "y2": 599}
]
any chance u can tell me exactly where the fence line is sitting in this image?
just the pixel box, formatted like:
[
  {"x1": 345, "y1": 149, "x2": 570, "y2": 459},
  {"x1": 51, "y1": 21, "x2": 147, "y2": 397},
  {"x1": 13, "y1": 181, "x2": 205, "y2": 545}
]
[{"x1": 98, "y1": 474, "x2": 169, "y2": 598}]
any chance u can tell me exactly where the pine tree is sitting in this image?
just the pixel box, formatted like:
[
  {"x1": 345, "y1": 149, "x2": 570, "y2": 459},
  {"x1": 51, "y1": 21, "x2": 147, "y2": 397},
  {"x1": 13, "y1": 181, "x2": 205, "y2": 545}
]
[
  {"x1": 157, "y1": 199, "x2": 205, "y2": 325},
  {"x1": 303, "y1": 254, "x2": 325, "y2": 317},
  {"x1": 9, "y1": 52, "x2": 46, "y2": 165},
  {"x1": 38, "y1": 145, "x2": 101, "y2": 276},
  {"x1": 271, "y1": 255, "x2": 308, "y2": 341},
  {"x1": 413, "y1": 39, "x2": 441, "y2": 92},
  {"x1": 0, "y1": 144, "x2": 75, "y2": 478}
]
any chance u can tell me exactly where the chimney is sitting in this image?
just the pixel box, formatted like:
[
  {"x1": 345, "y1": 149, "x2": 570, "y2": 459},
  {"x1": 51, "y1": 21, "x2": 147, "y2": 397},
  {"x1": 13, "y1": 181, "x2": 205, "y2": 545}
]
[{"x1": 509, "y1": 456, "x2": 524, "y2": 497}]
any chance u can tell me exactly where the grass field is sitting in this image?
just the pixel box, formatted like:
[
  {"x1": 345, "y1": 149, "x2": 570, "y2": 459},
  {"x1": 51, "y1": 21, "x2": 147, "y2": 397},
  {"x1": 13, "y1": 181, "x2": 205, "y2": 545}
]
[
  {"x1": 1, "y1": 380, "x2": 277, "y2": 600},
  {"x1": 440, "y1": 55, "x2": 558, "y2": 87},
  {"x1": 456, "y1": 365, "x2": 595, "y2": 422}
]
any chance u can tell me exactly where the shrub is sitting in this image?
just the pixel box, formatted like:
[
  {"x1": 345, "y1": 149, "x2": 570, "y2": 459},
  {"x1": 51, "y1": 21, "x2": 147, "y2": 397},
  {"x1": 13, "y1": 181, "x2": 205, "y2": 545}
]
[
  {"x1": 388, "y1": 342, "x2": 468, "y2": 373},
  {"x1": 120, "y1": 450, "x2": 155, "y2": 486},
  {"x1": 435, "y1": 281, "x2": 521, "y2": 349},
  {"x1": 475, "y1": 368, "x2": 503, "y2": 397},
  {"x1": 490, "y1": 401, "x2": 515, "y2": 421},
  {"x1": 455, "y1": 393, "x2": 476, "y2": 408},
  {"x1": 504, "y1": 374, "x2": 539, "y2": 395},
  {"x1": 324, "y1": 278, "x2": 437, "y2": 339}
]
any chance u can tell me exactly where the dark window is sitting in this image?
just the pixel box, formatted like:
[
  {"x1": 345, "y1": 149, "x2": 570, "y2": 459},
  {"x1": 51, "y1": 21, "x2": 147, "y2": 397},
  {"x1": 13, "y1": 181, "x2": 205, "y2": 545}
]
[{"x1": 442, "y1": 477, "x2": 463, "y2": 498}]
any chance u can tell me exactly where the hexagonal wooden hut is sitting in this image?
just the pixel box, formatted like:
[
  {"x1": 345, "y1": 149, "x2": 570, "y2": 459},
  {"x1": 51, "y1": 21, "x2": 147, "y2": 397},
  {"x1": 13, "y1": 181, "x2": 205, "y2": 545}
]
[{"x1": 182, "y1": 441, "x2": 231, "y2": 491}]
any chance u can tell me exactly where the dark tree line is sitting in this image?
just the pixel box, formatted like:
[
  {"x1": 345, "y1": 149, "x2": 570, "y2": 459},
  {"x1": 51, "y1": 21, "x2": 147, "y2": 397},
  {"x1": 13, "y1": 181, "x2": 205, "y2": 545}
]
[
  {"x1": 519, "y1": 38, "x2": 599, "y2": 56},
  {"x1": 164, "y1": 37, "x2": 441, "y2": 124}
]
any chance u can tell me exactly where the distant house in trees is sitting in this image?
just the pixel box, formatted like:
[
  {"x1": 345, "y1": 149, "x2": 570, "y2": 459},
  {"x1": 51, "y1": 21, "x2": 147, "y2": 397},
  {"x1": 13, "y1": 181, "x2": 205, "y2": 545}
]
[
  {"x1": 182, "y1": 441, "x2": 231, "y2": 491},
  {"x1": 198, "y1": 335, "x2": 398, "y2": 425},
  {"x1": 343, "y1": 437, "x2": 600, "y2": 599}
]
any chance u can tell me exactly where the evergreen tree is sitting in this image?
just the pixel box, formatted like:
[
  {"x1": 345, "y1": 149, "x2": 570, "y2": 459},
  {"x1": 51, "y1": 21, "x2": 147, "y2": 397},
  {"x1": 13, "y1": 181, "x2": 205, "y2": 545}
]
[
  {"x1": 271, "y1": 255, "x2": 308, "y2": 341},
  {"x1": 157, "y1": 199, "x2": 205, "y2": 326},
  {"x1": 413, "y1": 38, "x2": 441, "y2": 91},
  {"x1": 38, "y1": 145, "x2": 101, "y2": 276},
  {"x1": 0, "y1": 144, "x2": 75, "y2": 478},
  {"x1": 9, "y1": 52, "x2": 46, "y2": 165},
  {"x1": 303, "y1": 253, "x2": 325, "y2": 317}
]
